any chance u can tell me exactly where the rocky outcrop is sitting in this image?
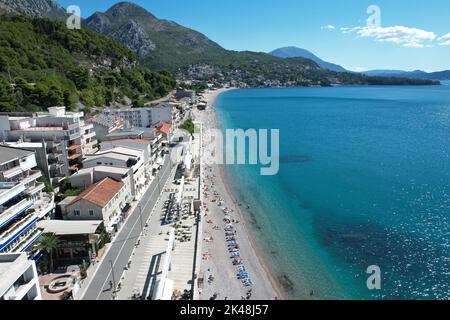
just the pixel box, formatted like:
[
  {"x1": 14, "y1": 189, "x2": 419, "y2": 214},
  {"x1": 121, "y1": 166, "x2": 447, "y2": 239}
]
[
  {"x1": 110, "y1": 20, "x2": 156, "y2": 57},
  {"x1": 0, "y1": 0, "x2": 67, "y2": 19}
]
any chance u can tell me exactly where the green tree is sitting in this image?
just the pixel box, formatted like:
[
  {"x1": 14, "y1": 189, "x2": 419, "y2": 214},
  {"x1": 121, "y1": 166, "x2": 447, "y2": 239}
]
[
  {"x1": 132, "y1": 95, "x2": 145, "y2": 108},
  {"x1": 179, "y1": 118, "x2": 195, "y2": 135},
  {"x1": 36, "y1": 233, "x2": 60, "y2": 273},
  {"x1": 0, "y1": 76, "x2": 16, "y2": 111}
]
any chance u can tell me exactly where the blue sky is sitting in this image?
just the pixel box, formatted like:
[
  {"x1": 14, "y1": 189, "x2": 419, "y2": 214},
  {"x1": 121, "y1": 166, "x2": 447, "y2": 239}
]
[{"x1": 58, "y1": 0, "x2": 450, "y2": 72}]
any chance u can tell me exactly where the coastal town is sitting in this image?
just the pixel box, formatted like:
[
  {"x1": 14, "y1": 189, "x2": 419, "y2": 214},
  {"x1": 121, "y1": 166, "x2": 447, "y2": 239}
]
[{"x1": 0, "y1": 85, "x2": 280, "y2": 301}]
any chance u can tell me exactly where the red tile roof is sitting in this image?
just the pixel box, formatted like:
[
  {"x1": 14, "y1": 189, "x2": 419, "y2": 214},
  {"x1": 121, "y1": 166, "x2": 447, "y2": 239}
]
[
  {"x1": 69, "y1": 177, "x2": 124, "y2": 208},
  {"x1": 155, "y1": 122, "x2": 172, "y2": 134}
]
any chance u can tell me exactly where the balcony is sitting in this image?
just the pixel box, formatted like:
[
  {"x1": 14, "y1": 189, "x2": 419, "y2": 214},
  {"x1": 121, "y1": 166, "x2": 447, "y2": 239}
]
[
  {"x1": 88, "y1": 139, "x2": 98, "y2": 147},
  {"x1": 0, "y1": 199, "x2": 33, "y2": 229},
  {"x1": 0, "y1": 212, "x2": 39, "y2": 251},
  {"x1": 82, "y1": 123, "x2": 94, "y2": 131},
  {"x1": 22, "y1": 171, "x2": 42, "y2": 186},
  {"x1": 83, "y1": 131, "x2": 96, "y2": 140},
  {"x1": 0, "y1": 182, "x2": 26, "y2": 205},
  {"x1": 34, "y1": 194, "x2": 55, "y2": 218},
  {"x1": 68, "y1": 132, "x2": 81, "y2": 141},
  {"x1": 13, "y1": 228, "x2": 43, "y2": 253},
  {"x1": 66, "y1": 144, "x2": 81, "y2": 151},
  {"x1": 2, "y1": 165, "x2": 22, "y2": 179},
  {"x1": 67, "y1": 153, "x2": 82, "y2": 161},
  {"x1": 66, "y1": 123, "x2": 79, "y2": 131},
  {"x1": 26, "y1": 183, "x2": 45, "y2": 196}
]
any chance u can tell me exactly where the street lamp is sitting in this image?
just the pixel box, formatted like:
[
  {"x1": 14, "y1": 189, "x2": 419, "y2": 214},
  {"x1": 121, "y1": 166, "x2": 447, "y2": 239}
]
[
  {"x1": 156, "y1": 171, "x2": 161, "y2": 195},
  {"x1": 109, "y1": 259, "x2": 116, "y2": 298},
  {"x1": 138, "y1": 205, "x2": 144, "y2": 234}
]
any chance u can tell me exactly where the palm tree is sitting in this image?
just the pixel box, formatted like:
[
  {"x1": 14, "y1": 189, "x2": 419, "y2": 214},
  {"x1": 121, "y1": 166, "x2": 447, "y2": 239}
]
[{"x1": 36, "y1": 233, "x2": 60, "y2": 273}]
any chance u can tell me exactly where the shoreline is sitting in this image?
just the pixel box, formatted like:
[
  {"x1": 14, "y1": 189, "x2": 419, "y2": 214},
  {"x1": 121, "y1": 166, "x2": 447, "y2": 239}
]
[{"x1": 195, "y1": 87, "x2": 285, "y2": 300}]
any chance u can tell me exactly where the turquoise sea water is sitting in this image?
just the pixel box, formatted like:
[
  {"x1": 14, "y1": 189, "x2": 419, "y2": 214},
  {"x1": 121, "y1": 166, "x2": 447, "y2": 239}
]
[{"x1": 216, "y1": 85, "x2": 450, "y2": 300}]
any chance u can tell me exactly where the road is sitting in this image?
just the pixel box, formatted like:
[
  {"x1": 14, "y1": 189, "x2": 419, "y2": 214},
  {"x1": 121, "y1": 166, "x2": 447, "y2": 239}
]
[
  {"x1": 144, "y1": 92, "x2": 174, "y2": 106},
  {"x1": 81, "y1": 156, "x2": 173, "y2": 300}
]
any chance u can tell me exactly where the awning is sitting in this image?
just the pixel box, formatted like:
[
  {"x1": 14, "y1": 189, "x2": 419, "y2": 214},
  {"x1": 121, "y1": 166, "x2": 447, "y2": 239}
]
[{"x1": 37, "y1": 220, "x2": 103, "y2": 235}]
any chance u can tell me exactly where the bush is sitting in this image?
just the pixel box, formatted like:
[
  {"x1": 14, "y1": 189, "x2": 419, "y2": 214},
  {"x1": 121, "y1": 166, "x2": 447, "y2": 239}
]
[{"x1": 179, "y1": 118, "x2": 195, "y2": 135}]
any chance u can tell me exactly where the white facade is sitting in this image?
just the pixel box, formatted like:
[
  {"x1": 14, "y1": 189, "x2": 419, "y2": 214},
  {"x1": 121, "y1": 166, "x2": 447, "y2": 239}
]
[
  {"x1": 83, "y1": 147, "x2": 148, "y2": 200},
  {"x1": 0, "y1": 107, "x2": 97, "y2": 176},
  {"x1": 0, "y1": 146, "x2": 55, "y2": 255},
  {"x1": 86, "y1": 114, "x2": 124, "y2": 142},
  {"x1": 65, "y1": 178, "x2": 130, "y2": 235},
  {"x1": 100, "y1": 140, "x2": 152, "y2": 166},
  {"x1": 103, "y1": 106, "x2": 173, "y2": 128},
  {"x1": 0, "y1": 252, "x2": 42, "y2": 300},
  {"x1": 5, "y1": 141, "x2": 66, "y2": 187}
]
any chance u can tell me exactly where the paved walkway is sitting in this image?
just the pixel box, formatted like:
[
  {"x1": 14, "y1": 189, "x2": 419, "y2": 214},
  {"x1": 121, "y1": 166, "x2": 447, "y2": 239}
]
[
  {"x1": 116, "y1": 166, "x2": 198, "y2": 300},
  {"x1": 115, "y1": 135, "x2": 202, "y2": 300},
  {"x1": 79, "y1": 156, "x2": 173, "y2": 300}
]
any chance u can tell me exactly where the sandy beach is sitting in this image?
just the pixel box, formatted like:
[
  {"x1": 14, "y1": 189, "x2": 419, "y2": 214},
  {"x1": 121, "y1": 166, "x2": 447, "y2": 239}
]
[{"x1": 194, "y1": 88, "x2": 284, "y2": 300}]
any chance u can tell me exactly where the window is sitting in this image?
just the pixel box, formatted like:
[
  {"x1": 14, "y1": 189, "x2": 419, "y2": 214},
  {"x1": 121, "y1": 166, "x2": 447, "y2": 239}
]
[
  {"x1": 74, "y1": 210, "x2": 81, "y2": 216},
  {"x1": 89, "y1": 210, "x2": 94, "y2": 216}
]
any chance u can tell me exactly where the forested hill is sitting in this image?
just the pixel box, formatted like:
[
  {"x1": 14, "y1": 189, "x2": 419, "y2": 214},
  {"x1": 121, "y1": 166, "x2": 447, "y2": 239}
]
[{"x1": 0, "y1": 15, "x2": 176, "y2": 113}]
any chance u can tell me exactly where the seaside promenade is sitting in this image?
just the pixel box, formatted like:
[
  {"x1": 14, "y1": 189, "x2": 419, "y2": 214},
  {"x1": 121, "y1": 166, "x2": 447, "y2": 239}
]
[{"x1": 79, "y1": 156, "x2": 173, "y2": 300}]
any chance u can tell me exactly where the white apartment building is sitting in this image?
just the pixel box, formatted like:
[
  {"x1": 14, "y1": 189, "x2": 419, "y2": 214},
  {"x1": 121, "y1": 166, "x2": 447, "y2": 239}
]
[
  {"x1": 0, "y1": 107, "x2": 98, "y2": 177},
  {"x1": 0, "y1": 252, "x2": 42, "y2": 300},
  {"x1": 103, "y1": 105, "x2": 173, "y2": 128},
  {"x1": 100, "y1": 139, "x2": 152, "y2": 166},
  {"x1": 65, "y1": 177, "x2": 129, "y2": 236},
  {"x1": 69, "y1": 166, "x2": 133, "y2": 200},
  {"x1": 86, "y1": 113, "x2": 124, "y2": 142},
  {"x1": 83, "y1": 147, "x2": 148, "y2": 200},
  {"x1": 4, "y1": 141, "x2": 66, "y2": 189},
  {"x1": 0, "y1": 146, "x2": 54, "y2": 256}
]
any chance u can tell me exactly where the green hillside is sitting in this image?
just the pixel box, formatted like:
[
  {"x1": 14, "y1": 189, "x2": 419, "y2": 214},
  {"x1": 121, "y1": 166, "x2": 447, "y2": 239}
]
[{"x1": 0, "y1": 15, "x2": 176, "y2": 112}]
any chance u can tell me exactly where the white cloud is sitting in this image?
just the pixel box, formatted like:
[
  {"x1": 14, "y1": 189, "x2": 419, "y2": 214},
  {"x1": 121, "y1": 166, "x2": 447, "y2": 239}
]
[
  {"x1": 437, "y1": 33, "x2": 450, "y2": 45},
  {"x1": 342, "y1": 25, "x2": 437, "y2": 48},
  {"x1": 321, "y1": 25, "x2": 336, "y2": 30},
  {"x1": 439, "y1": 40, "x2": 450, "y2": 46},
  {"x1": 438, "y1": 33, "x2": 450, "y2": 41},
  {"x1": 340, "y1": 27, "x2": 361, "y2": 34}
]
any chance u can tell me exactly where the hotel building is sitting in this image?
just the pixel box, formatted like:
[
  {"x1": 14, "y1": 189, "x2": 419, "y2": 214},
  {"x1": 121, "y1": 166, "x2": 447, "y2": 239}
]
[
  {"x1": 0, "y1": 146, "x2": 54, "y2": 258},
  {"x1": 0, "y1": 252, "x2": 42, "y2": 300},
  {"x1": 103, "y1": 105, "x2": 173, "y2": 128},
  {"x1": 0, "y1": 107, "x2": 98, "y2": 178}
]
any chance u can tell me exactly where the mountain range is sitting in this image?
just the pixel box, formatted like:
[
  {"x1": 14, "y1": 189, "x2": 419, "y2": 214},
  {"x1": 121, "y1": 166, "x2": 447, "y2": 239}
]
[
  {"x1": 0, "y1": 0, "x2": 440, "y2": 87},
  {"x1": 362, "y1": 69, "x2": 450, "y2": 81},
  {"x1": 270, "y1": 46, "x2": 347, "y2": 72}
]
